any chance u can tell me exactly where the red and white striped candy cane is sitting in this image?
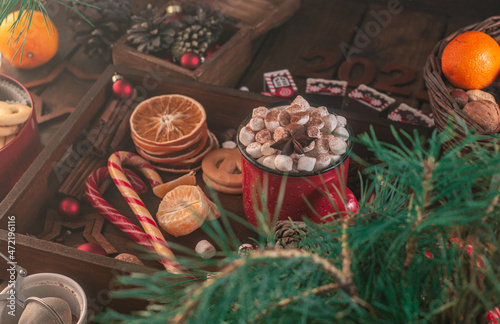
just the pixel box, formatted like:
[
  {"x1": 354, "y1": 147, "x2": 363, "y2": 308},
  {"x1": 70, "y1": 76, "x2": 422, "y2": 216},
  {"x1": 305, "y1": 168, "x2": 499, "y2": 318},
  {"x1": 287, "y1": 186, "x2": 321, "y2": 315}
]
[
  {"x1": 85, "y1": 167, "x2": 160, "y2": 260},
  {"x1": 108, "y1": 151, "x2": 183, "y2": 274}
]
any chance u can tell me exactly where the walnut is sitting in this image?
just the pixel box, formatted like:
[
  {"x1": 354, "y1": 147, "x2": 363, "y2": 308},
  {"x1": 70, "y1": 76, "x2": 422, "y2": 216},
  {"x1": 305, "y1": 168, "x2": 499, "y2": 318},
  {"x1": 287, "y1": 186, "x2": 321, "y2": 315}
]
[
  {"x1": 466, "y1": 90, "x2": 497, "y2": 104},
  {"x1": 463, "y1": 100, "x2": 500, "y2": 133}
]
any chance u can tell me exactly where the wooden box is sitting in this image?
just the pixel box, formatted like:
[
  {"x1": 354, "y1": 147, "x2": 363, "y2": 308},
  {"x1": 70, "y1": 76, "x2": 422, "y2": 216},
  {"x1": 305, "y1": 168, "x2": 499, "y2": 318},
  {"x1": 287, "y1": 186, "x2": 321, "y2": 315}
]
[
  {"x1": 0, "y1": 65, "x2": 426, "y2": 317},
  {"x1": 112, "y1": 0, "x2": 301, "y2": 87}
]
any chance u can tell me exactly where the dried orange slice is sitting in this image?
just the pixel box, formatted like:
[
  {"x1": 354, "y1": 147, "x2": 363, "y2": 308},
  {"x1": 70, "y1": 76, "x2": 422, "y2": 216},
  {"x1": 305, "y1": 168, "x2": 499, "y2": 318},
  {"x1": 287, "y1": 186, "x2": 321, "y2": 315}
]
[
  {"x1": 136, "y1": 130, "x2": 209, "y2": 163},
  {"x1": 131, "y1": 123, "x2": 208, "y2": 153},
  {"x1": 130, "y1": 94, "x2": 207, "y2": 146},
  {"x1": 157, "y1": 185, "x2": 210, "y2": 237}
]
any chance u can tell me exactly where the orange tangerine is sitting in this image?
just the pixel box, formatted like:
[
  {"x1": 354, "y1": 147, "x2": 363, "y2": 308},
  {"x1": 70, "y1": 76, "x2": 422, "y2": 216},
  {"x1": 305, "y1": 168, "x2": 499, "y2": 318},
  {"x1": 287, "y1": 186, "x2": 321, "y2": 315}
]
[
  {"x1": 0, "y1": 10, "x2": 59, "y2": 69},
  {"x1": 153, "y1": 171, "x2": 197, "y2": 198},
  {"x1": 441, "y1": 31, "x2": 500, "y2": 90},
  {"x1": 157, "y1": 185, "x2": 211, "y2": 237},
  {"x1": 130, "y1": 94, "x2": 206, "y2": 146}
]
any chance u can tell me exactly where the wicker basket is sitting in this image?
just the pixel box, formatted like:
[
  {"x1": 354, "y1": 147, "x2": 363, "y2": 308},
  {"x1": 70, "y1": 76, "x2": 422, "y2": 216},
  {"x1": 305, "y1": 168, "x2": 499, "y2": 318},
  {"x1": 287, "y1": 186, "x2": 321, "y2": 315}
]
[{"x1": 424, "y1": 16, "x2": 500, "y2": 148}]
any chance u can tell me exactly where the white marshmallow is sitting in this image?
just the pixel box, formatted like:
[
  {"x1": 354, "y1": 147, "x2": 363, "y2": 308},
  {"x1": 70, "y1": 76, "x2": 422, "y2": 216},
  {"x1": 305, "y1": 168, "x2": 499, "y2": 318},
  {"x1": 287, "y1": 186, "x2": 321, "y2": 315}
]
[
  {"x1": 290, "y1": 95, "x2": 310, "y2": 111},
  {"x1": 307, "y1": 116, "x2": 325, "y2": 130},
  {"x1": 252, "y1": 106, "x2": 268, "y2": 118},
  {"x1": 264, "y1": 115, "x2": 280, "y2": 132},
  {"x1": 261, "y1": 140, "x2": 277, "y2": 156},
  {"x1": 315, "y1": 137, "x2": 330, "y2": 154},
  {"x1": 262, "y1": 154, "x2": 277, "y2": 170},
  {"x1": 278, "y1": 110, "x2": 291, "y2": 126},
  {"x1": 248, "y1": 117, "x2": 265, "y2": 131},
  {"x1": 334, "y1": 126, "x2": 349, "y2": 140},
  {"x1": 328, "y1": 136, "x2": 347, "y2": 155},
  {"x1": 267, "y1": 108, "x2": 280, "y2": 117},
  {"x1": 285, "y1": 123, "x2": 303, "y2": 136},
  {"x1": 330, "y1": 154, "x2": 341, "y2": 163},
  {"x1": 317, "y1": 106, "x2": 329, "y2": 117},
  {"x1": 308, "y1": 108, "x2": 322, "y2": 119},
  {"x1": 302, "y1": 139, "x2": 315, "y2": 153},
  {"x1": 290, "y1": 152, "x2": 304, "y2": 160},
  {"x1": 257, "y1": 156, "x2": 266, "y2": 164},
  {"x1": 336, "y1": 115, "x2": 347, "y2": 127},
  {"x1": 286, "y1": 104, "x2": 306, "y2": 115},
  {"x1": 222, "y1": 141, "x2": 237, "y2": 149},
  {"x1": 297, "y1": 156, "x2": 316, "y2": 172},
  {"x1": 274, "y1": 155, "x2": 293, "y2": 172},
  {"x1": 255, "y1": 129, "x2": 272, "y2": 144},
  {"x1": 314, "y1": 153, "x2": 331, "y2": 171},
  {"x1": 273, "y1": 127, "x2": 289, "y2": 141},
  {"x1": 307, "y1": 126, "x2": 322, "y2": 138},
  {"x1": 239, "y1": 126, "x2": 255, "y2": 146},
  {"x1": 322, "y1": 114, "x2": 338, "y2": 132},
  {"x1": 290, "y1": 112, "x2": 310, "y2": 125},
  {"x1": 246, "y1": 142, "x2": 263, "y2": 158}
]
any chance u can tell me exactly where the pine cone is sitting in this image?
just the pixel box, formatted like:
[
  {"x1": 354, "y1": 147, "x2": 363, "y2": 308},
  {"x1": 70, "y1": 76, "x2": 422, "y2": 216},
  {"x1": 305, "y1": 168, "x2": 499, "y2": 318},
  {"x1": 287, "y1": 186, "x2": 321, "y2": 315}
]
[
  {"x1": 274, "y1": 221, "x2": 308, "y2": 248},
  {"x1": 70, "y1": 0, "x2": 132, "y2": 59},
  {"x1": 170, "y1": 2, "x2": 223, "y2": 61},
  {"x1": 127, "y1": 4, "x2": 183, "y2": 54}
]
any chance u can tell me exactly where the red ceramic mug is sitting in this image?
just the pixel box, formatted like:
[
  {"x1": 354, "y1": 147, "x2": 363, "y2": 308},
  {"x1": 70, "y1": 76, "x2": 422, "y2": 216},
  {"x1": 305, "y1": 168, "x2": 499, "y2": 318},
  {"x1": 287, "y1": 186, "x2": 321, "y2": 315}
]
[
  {"x1": 237, "y1": 105, "x2": 359, "y2": 226},
  {"x1": 0, "y1": 74, "x2": 42, "y2": 201}
]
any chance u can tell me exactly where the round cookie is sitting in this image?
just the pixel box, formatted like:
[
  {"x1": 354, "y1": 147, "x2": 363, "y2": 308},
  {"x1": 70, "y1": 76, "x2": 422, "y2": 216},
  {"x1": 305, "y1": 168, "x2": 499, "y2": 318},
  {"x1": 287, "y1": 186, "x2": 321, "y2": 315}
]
[
  {"x1": 0, "y1": 102, "x2": 31, "y2": 126},
  {"x1": 202, "y1": 173, "x2": 243, "y2": 194},
  {"x1": 0, "y1": 125, "x2": 19, "y2": 137},
  {"x1": 201, "y1": 148, "x2": 243, "y2": 192}
]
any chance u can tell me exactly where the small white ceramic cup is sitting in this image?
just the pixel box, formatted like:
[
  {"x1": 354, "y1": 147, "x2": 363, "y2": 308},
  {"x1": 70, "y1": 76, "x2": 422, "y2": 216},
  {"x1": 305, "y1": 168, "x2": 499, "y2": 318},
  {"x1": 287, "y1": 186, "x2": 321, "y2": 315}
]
[{"x1": 0, "y1": 272, "x2": 87, "y2": 323}]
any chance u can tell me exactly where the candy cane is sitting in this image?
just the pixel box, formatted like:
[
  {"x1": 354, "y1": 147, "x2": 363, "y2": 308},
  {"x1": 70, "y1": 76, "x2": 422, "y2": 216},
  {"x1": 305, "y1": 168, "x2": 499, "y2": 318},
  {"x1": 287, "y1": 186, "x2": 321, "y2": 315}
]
[
  {"x1": 85, "y1": 167, "x2": 160, "y2": 260},
  {"x1": 108, "y1": 151, "x2": 183, "y2": 274}
]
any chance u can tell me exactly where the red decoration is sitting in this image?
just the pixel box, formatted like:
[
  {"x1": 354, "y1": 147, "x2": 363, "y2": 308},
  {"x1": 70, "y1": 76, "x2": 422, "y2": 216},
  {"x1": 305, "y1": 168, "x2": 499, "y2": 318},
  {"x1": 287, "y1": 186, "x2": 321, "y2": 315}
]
[
  {"x1": 76, "y1": 243, "x2": 107, "y2": 256},
  {"x1": 165, "y1": 13, "x2": 182, "y2": 24},
  {"x1": 205, "y1": 44, "x2": 220, "y2": 59},
  {"x1": 111, "y1": 74, "x2": 133, "y2": 99},
  {"x1": 57, "y1": 196, "x2": 80, "y2": 219},
  {"x1": 180, "y1": 52, "x2": 202, "y2": 70}
]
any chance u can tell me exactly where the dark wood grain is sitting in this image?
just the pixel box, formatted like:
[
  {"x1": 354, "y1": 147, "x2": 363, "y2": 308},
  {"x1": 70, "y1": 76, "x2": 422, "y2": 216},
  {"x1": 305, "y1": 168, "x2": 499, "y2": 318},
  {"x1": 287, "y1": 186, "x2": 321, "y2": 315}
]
[
  {"x1": 237, "y1": 0, "x2": 367, "y2": 93},
  {"x1": 339, "y1": 7, "x2": 446, "y2": 115}
]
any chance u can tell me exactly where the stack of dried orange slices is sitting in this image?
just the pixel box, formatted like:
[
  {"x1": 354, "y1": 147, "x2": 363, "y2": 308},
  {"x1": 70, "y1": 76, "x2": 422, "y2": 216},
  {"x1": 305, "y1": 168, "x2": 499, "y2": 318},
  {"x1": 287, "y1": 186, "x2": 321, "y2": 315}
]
[{"x1": 130, "y1": 94, "x2": 218, "y2": 173}]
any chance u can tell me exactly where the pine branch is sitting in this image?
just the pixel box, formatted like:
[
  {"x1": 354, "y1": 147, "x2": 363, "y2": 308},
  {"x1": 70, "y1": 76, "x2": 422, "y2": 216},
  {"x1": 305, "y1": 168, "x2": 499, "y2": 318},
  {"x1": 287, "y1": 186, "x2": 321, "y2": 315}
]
[
  {"x1": 403, "y1": 156, "x2": 435, "y2": 270},
  {"x1": 171, "y1": 249, "x2": 360, "y2": 323}
]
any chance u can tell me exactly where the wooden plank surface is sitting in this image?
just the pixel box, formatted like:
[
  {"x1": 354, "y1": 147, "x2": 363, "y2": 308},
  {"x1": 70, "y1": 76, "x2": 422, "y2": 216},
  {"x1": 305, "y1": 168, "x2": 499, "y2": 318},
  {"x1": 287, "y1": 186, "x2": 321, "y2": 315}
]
[
  {"x1": 340, "y1": 7, "x2": 445, "y2": 114},
  {"x1": 237, "y1": 0, "x2": 368, "y2": 92}
]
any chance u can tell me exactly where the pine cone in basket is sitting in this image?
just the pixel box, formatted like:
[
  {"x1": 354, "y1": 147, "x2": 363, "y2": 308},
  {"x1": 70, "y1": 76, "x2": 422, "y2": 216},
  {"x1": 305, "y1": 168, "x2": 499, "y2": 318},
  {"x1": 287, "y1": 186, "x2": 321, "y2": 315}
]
[
  {"x1": 274, "y1": 220, "x2": 308, "y2": 248},
  {"x1": 127, "y1": 4, "x2": 183, "y2": 54},
  {"x1": 70, "y1": 0, "x2": 133, "y2": 59},
  {"x1": 170, "y1": 2, "x2": 223, "y2": 61}
]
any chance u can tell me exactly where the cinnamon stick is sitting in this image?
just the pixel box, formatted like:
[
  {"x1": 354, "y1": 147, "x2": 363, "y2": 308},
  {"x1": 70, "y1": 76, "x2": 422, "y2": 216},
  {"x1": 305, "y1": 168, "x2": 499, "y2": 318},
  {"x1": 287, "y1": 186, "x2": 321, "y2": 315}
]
[
  {"x1": 92, "y1": 100, "x2": 123, "y2": 156},
  {"x1": 109, "y1": 108, "x2": 133, "y2": 153},
  {"x1": 92, "y1": 89, "x2": 138, "y2": 157},
  {"x1": 66, "y1": 157, "x2": 105, "y2": 199},
  {"x1": 58, "y1": 155, "x2": 91, "y2": 195}
]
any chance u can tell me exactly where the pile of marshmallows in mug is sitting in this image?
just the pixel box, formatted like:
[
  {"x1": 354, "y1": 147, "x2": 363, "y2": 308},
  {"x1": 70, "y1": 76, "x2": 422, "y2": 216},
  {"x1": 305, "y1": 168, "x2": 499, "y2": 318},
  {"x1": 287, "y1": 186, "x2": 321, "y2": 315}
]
[{"x1": 239, "y1": 96, "x2": 349, "y2": 173}]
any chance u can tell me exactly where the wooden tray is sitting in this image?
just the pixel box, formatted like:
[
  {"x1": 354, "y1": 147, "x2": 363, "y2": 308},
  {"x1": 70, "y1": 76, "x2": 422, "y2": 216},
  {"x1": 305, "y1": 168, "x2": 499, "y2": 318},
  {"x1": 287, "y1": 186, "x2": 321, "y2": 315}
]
[
  {"x1": 0, "y1": 65, "x2": 428, "y2": 316},
  {"x1": 112, "y1": 0, "x2": 301, "y2": 87}
]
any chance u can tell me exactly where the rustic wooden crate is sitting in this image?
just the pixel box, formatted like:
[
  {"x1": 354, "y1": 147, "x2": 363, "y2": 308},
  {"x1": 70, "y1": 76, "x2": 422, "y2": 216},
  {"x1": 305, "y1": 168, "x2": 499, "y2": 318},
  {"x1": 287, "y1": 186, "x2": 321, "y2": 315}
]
[
  {"x1": 112, "y1": 0, "x2": 301, "y2": 87},
  {"x1": 0, "y1": 65, "x2": 427, "y2": 316}
]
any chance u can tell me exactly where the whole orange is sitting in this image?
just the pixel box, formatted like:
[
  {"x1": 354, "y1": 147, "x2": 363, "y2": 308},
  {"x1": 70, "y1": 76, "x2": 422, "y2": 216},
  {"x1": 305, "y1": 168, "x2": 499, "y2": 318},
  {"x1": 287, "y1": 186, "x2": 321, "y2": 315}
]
[
  {"x1": 0, "y1": 10, "x2": 59, "y2": 69},
  {"x1": 441, "y1": 31, "x2": 500, "y2": 90}
]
